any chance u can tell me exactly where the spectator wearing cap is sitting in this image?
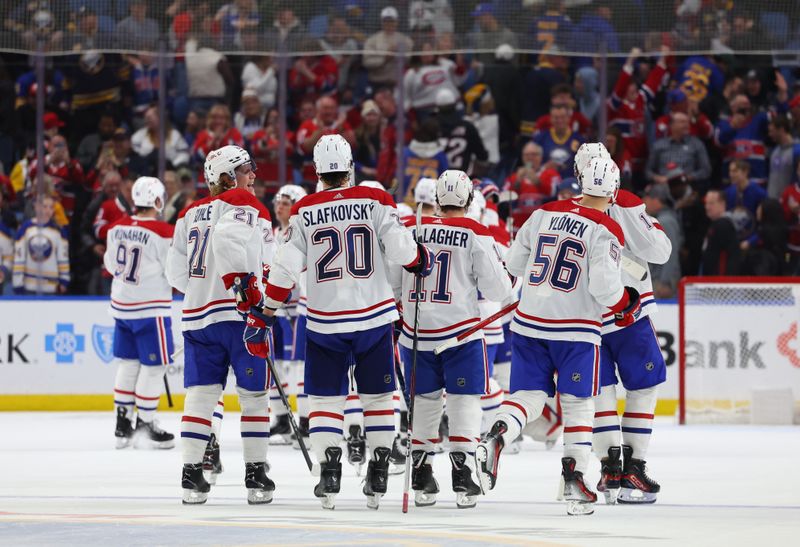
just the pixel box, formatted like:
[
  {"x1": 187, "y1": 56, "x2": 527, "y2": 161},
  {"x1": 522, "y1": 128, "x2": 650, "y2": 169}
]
[
  {"x1": 296, "y1": 96, "x2": 355, "y2": 183},
  {"x1": 43, "y1": 112, "x2": 64, "y2": 140},
  {"x1": 556, "y1": 177, "x2": 580, "y2": 200},
  {"x1": 116, "y1": 0, "x2": 160, "y2": 50},
  {"x1": 241, "y1": 55, "x2": 277, "y2": 111},
  {"x1": 532, "y1": 104, "x2": 584, "y2": 179},
  {"x1": 362, "y1": 7, "x2": 414, "y2": 89},
  {"x1": 131, "y1": 105, "x2": 190, "y2": 175},
  {"x1": 646, "y1": 112, "x2": 711, "y2": 189},
  {"x1": 702, "y1": 188, "x2": 741, "y2": 275},
  {"x1": 654, "y1": 89, "x2": 714, "y2": 141},
  {"x1": 354, "y1": 100, "x2": 383, "y2": 182},
  {"x1": 468, "y1": 3, "x2": 519, "y2": 65},
  {"x1": 725, "y1": 159, "x2": 766, "y2": 218},
  {"x1": 435, "y1": 88, "x2": 488, "y2": 177},
  {"x1": 403, "y1": 42, "x2": 464, "y2": 115},
  {"x1": 534, "y1": 83, "x2": 592, "y2": 139},
  {"x1": 643, "y1": 184, "x2": 683, "y2": 298},
  {"x1": 234, "y1": 87, "x2": 267, "y2": 142},
  {"x1": 520, "y1": 46, "x2": 568, "y2": 135},
  {"x1": 767, "y1": 115, "x2": 800, "y2": 200},
  {"x1": 744, "y1": 68, "x2": 769, "y2": 112}
]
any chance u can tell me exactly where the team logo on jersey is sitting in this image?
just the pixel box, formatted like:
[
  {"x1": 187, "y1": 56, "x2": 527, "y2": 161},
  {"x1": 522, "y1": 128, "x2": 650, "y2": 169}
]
[
  {"x1": 334, "y1": 193, "x2": 344, "y2": 199},
  {"x1": 28, "y1": 234, "x2": 54, "y2": 262},
  {"x1": 571, "y1": 372, "x2": 581, "y2": 382},
  {"x1": 91, "y1": 325, "x2": 115, "y2": 364}
]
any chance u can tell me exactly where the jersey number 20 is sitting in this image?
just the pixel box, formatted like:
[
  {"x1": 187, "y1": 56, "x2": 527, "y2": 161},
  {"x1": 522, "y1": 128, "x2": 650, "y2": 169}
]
[
  {"x1": 528, "y1": 234, "x2": 585, "y2": 291},
  {"x1": 313, "y1": 226, "x2": 373, "y2": 281}
]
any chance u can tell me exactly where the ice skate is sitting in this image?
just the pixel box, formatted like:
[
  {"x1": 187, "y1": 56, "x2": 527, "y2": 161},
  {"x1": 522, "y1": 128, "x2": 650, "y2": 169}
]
[
  {"x1": 597, "y1": 446, "x2": 622, "y2": 504},
  {"x1": 388, "y1": 434, "x2": 406, "y2": 475},
  {"x1": 450, "y1": 451, "x2": 481, "y2": 509},
  {"x1": 182, "y1": 463, "x2": 210, "y2": 504},
  {"x1": 269, "y1": 413, "x2": 292, "y2": 445},
  {"x1": 363, "y1": 447, "x2": 390, "y2": 510},
  {"x1": 134, "y1": 418, "x2": 175, "y2": 449},
  {"x1": 245, "y1": 462, "x2": 274, "y2": 504},
  {"x1": 561, "y1": 457, "x2": 597, "y2": 515},
  {"x1": 475, "y1": 420, "x2": 507, "y2": 494},
  {"x1": 292, "y1": 416, "x2": 309, "y2": 451},
  {"x1": 411, "y1": 450, "x2": 439, "y2": 507},
  {"x1": 505, "y1": 435, "x2": 523, "y2": 455},
  {"x1": 202, "y1": 433, "x2": 223, "y2": 485},
  {"x1": 618, "y1": 445, "x2": 660, "y2": 504},
  {"x1": 346, "y1": 424, "x2": 366, "y2": 475},
  {"x1": 314, "y1": 447, "x2": 342, "y2": 510},
  {"x1": 115, "y1": 407, "x2": 134, "y2": 449}
]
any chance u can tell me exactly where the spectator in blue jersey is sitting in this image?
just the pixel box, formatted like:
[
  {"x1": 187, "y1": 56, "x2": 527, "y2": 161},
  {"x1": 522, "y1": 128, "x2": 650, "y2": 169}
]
[
  {"x1": 128, "y1": 52, "x2": 161, "y2": 129},
  {"x1": 676, "y1": 55, "x2": 725, "y2": 104},
  {"x1": 715, "y1": 94, "x2": 773, "y2": 186},
  {"x1": 567, "y1": 0, "x2": 619, "y2": 67},
  {"x1": 526, "y1": 0, "x2": 572, "y2": 56},
  {"x1": 520, "y1": 47, "x2": 568, "y2": 134},
  {"x1": 531, "y1": 105, "x2": 583, "y2": 179},
  {"x1": 725, "y1": 159, "x2": 766, "y2": 218},
  {"x1": 400, "y1": 117, "x2": 448, "y2": 205}
]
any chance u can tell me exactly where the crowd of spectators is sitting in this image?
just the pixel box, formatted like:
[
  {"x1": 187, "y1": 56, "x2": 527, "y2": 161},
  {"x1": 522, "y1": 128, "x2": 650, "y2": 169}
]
[{"x1": 2, "y1": 0, "x2": 800, "y2": 297}]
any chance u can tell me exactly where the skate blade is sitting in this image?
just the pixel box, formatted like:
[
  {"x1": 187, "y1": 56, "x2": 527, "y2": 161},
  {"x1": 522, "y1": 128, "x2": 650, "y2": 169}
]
[
  {"x1": 602, "y1": 488, "x2": 620, "y2": 505},
  {"x1": 115, "y1": 437, "x2": 132, "y2": 449},
  {"x1": 366, "y1": 493, "x2": 383, "y2": 510},
  {"x1": 455, "y1": 492, "x2": 478, "y2": 509},
  {"x1": 414, "y1": 491, "x2": 437, "y2": 507},
  {"x1": 247, "y1": 488, "x2": 274, "y2": 505},
  {"x1": 473, "y1": 445, "x2": 493, "y2": 495},
  {"x1": 566, "y1": 500, "x2": 594, "y2": 515},
  {"x1": 269, "y1": 434, "x2": 292, "y2": 446},
  {"x1": 182, "y1": 489, "x2": 208, "y2": 505},
  {"x1": 556, "y1": 476, "x2": 565, "y2": 501},
  {"x1": 203, "y1": 470, "x2": 217, "y2": 486},
  {"x1": 318, "y1": 494, "x2": 336, "y2": 510},
  {"x1": 617, "y1": 488, "x2": 657, "y2": 504},
  {"x1": 388, "y1": 463, "x2": 405, "y2": 476}
]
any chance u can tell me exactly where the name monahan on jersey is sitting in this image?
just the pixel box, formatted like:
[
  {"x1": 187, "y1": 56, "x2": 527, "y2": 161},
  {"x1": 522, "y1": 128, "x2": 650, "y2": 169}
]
[
  {"x1": 389, "y1": 216, "x2": 512, "y2": 352},
  {"x1": 506, "y1": 199, "x2": 627, "y2": 345}
]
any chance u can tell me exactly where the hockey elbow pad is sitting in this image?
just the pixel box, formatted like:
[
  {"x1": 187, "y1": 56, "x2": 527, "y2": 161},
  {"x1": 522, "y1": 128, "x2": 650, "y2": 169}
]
[
  {"x1": 403, "y1": 243, "x2": 434, "y2": 277},
  {"x1": 613, "y1": 286, "x2": 641, "y2": 328}
]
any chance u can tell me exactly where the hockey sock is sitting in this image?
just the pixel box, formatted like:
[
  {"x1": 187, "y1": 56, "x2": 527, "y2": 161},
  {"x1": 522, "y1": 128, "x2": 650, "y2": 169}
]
[
  {"x1": 523, "y1": 396, "x2": 562, "y2": 442},
  {"x1": 113, "y1": 358, "x2": 140, "y2": 415},
  {"x1": 343, "y1": 382, "x2": 363, "y2": 432},
  {"x1": 237, "y1": 387, "x2": 270, "y2": 463},
  {"x1": 134, "y1": 364, "x2": 165, "y2": 423},
  {"x1": 480, "y1": 378, "x2": 504, "y2": 433},
  {"x1": 447, "y1": 394, "x2": 482, "y2": 456},
  {"x1": 493, "y1": 360, "x2": 511, "y2": 394},
  {"x1": 495, "y1": 390, "x2": 547, "y2": 444},
  {"x1": 308, "y1": 395, "x2": 346, "y2": 463},
  {"x1": 292, "y1": 360, "x2": 309, "y2": 420},
  {"x1": 181, "y1": 384, "x2": 222, "y2": 464},
  {"x1": 411, "y1": 390, "x2": 444, "y2": 458},
  {"x1": 392, "y1": 391, "x2": 404, "y2": 430},
  {"x1": 211, "y1": 396, "x2": 224, "y2": 438},
  {"x1": 560, "y1": 393, "x2": 594, "y2": 474},
  {"x1": 269, "y1": 360, "x2": 290, "y2": 418},
  {"x1": 361, "y1": 392, "x2": 395, "y2": 455},
  {"x1": 622, "y1": 386, "x2": 658, "y2": 459},
  {"x1": 592, "y1": 384, "x2": 621, "y2": 458}
]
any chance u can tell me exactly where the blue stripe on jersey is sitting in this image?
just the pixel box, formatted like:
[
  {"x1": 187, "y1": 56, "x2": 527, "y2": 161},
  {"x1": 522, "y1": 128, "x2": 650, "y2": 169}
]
[
  {"x1": 400, "y1": 326, "x2": 472, "y2": 342},
  {"x1": 112, "y1": 304, "x2": 172, "y2": 313},
  {"x1": 182, "y1": 306, "x2": 237, "y2": 322},
  {"x1": 513, "y1": 317, "x2": 600, "y2": 336},
  {"x1": 307, "y1": 305, "x2": 396, "y2": 325}
]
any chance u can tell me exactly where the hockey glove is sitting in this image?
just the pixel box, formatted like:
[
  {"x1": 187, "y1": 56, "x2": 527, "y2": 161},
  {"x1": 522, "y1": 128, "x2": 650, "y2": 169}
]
[
  {"x1": 243, "y1": 307, "x2": 275, "y2": 358},
  {"x1": 613, "y1": 286, "x2": 641, "y2": 328},
  {"x1": 222, "y1": 272, "x2": 263, "y2": 318},
  {"x1": 403, "y1": 243, "x2": 435, "y2": 278}
]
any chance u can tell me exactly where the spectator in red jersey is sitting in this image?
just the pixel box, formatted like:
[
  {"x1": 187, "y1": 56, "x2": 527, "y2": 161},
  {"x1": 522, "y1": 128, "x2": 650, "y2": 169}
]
[
  {"x1": 79, "y1": 170, "x2": 122, "y2": 295},
  {"x1": 779, "y1": 169, "x2": 800, "y2": 273},
  {"x1": 654, "y1": 89, "x2": 714, "y2": 142},
  {"x1": 607, "y1": 46, "x2": 669, "y2": 183},
  {"x1": 295, "y1": 96, "x2": 355, "y2": 183},
  {"x1": 605, "y1": 126, "x2": 633, "y2": 190},
  {"x1": 93, "y1": 172, "x2": 135, "y2": 243},
  {"x1": 503, "y1": 141, "x2": 560, "y2": 230},
  {"x1": 191, "y1": 104, "x2": 244, "y2": 183},
  {"x1": 534, "y1": 83, "x2": 593, "y2": 139},
  {"x1": 288, "y1": 41, "x2": 339, "y2": 109},
  {"x1": 28, "y1": 134, "x2": 88, "y2": 220},
  {"x1": 250, "y1": 108, "x2": 293, "y2": 199}
]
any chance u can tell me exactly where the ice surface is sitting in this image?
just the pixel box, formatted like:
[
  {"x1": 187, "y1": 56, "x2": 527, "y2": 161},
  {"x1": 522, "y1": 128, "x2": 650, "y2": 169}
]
[{"x1": 1, "y1": 412, "x2": 798, "y2": 546}]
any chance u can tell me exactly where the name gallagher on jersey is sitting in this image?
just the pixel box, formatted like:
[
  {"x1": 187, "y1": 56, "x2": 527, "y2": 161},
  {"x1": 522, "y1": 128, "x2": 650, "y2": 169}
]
[{"x1": 302, "y1": 202, "x2": 373, "y2": 226}]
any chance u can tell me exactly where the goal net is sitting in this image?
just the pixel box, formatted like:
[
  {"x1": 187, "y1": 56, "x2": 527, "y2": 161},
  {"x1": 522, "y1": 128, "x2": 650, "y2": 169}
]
[{"x1": 679, "y1": 277, "x2": 800, "y2": 425}]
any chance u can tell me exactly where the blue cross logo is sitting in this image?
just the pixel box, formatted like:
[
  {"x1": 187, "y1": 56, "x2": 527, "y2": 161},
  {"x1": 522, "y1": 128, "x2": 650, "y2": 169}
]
[{"x1": 45, "y1": 323, "x2": 86, "y2": 364}]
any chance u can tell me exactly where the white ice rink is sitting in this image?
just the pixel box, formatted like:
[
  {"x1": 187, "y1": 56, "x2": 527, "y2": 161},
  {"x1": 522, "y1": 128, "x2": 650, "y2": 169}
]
[{"x1": 1, "y1": 412, "x2": 798, "y2": 546}]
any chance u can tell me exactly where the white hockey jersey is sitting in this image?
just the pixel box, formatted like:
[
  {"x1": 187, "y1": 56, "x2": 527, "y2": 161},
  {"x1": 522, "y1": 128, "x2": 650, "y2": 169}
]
[
  {"x1": 12, "y1": 219, "x2": 69, "y2": 294},
  {"x1": 478, "y1": 223, "x2": 512, "y2": 345},
  {"x1": 600, "y1": 190, "x2": 672, "y2": 334},
  {"x1": 273, "y1": 225, "x2": 298, "y2": 319},
  {"x1": 103, "y1": 216, "x2": 174, "y2": 319},
  {"x1": 506, "y1": 199, "x2": 627, "y2": 345},
  {"x1": 390, "y1": 216, "x2": 512, "y2": 352},
  {"x1": 166, "y1": 189, "x2": 275, "y2": 332},
  {"x1": 266, "y1": 186, "x2": 419, "y2": 335},
  {"x1": 0, "y1": 223, "x2": 13, "y2": 284}
]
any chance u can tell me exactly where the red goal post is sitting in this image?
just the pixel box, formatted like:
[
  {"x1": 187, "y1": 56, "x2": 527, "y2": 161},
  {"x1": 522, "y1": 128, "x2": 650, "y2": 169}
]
[{"x1": 678, "y1": 276, "x2": 800, "y2": 425}]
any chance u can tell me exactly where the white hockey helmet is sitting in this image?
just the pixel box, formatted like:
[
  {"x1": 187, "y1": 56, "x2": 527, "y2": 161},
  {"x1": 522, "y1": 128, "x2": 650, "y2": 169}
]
[
  {"x1": 466, "y1": 189, "x2": 486, "y2": 222},
  {"x1": 574, "y1": 142, "x2": 611, "y2": 182},
  {"x1": 581, "y1": 156, "x2": 620, "y2": 200},
  {"x1": 436, "y1": 170, "x2": 473, "y2": 208},
  {"x1": 414, "y1": 177, "x2": 437, "y2": 206},
  {"x1": 204, "y1": 145, "x2": 254, "y2": 190},
  {"x1": 359, "y1": 180, "x2": 387, "y2": 191},
  {"x1": 275, "y1": 183, "x2": 307, "y2": 204},
  {"x1": 132, "y1": 176, "x2": 166, "y2": 212},
  {"x1": 396, "y1": 202, "x2": 414, "y2": 217},
  {"x1": 314, "y1": 134, "x2": 353, "y2": 176}
]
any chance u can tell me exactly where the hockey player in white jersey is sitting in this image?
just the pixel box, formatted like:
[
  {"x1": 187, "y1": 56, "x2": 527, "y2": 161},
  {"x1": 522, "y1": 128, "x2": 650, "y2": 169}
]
[
  {"x1": 574, "y1": 142, "x2": 669, "y2": 504},
  {"x1": 390, "y1": 170, "x2": 512, "y2": 509},
  {"x1": 476, "y1": 157, "x2": 641, "y2": 516},
  {"x1": 254, "y1": 134, "x2": 434, "y2": 510},
  {"x1": 104, "y1": 177, "x2": 175, "y2": 450},
  {"x1": 166, "y1": 145, "x2": 276, "y2": 505}
]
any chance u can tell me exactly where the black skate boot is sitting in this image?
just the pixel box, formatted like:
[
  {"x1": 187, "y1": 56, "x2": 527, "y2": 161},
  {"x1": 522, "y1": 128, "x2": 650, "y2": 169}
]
[
  {"x1": 269, "y1": 413, "x2": 292, "y2": 445},
  {"x1": 388, "y1": 434, "x2": 406, "y2": 475},
  {"x1": 314, "y1": 447, "x2": 342, "y2": 510},
  {"x1": 182, "y1": 463, "x2": 211, "y2": 504},
  {"x1": 618, "y1": 445, "x2": 660, "y2": 504},
  {"x1": 134, "y1": 417, "x2": 175, "y2": 449},
  {"x1": 292, "y1": 416, "x2": 310, "y2": 451},
  {"x1": 474, "y1": 420, "x2": 507, "y2": 493},
  {"x1": 411, "y1": 450, "x2": 439, "y2": 507},
  {"x1": 597, "y1": 446, "x2": 622, "y2": 505},
  {"x1": 115, "y1": 407, "x2": 134, "y2": 449},
  {"x1": 450, "y1": 451, "x2": 481, "y2": 509},
  {"x1": 561, "y1": 457, "x2": 597, "y2": 515},
  {"x1": 202, "y1": 433, "x2": 224, "y2": 485},
  {"x1": 363, "y1": 447, "x2": 391, "y2": 510},
  {"x1": 346, "y1": 424, "x2": 367, "y2": 475},
  {"x1": 245, "y1": 462, "x2": 275, "y2": 505}
]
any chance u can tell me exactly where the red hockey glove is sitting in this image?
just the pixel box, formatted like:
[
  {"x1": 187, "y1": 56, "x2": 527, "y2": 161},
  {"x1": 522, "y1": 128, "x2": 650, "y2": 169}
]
[
  {"x1": 612, "y1": 286, "x2": 641, "y2": 328},
  {"x1": 222, "y1": 272, "x2": 263, "y2": 318},
  {"x1": 403, "y1": 243, "x2": 434, "y2": 277},
  {"x1": 243, "y1": 307, "x2": 275, "y2": 358}
]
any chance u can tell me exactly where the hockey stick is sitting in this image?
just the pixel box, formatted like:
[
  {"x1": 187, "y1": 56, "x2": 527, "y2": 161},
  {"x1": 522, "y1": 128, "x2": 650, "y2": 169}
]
[
  {"x1": 163, "y1": 374, "x2": 174, "y2": 408},
  {"x1": 620, "y1": 255, "x2": 648, "y2": 281},
  {"x1": 401, "y1": 203, "x2": 424, "y2": 514},
  {"x1": 266, "y1": 353, "x2": 313, "y2": 472},
  {"x1": 434, "y1": 300, "x2": 519, "y2": 356}
]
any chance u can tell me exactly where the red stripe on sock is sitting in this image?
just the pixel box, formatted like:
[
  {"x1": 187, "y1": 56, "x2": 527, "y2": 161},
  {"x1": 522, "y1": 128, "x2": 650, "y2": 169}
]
[
  {"x1": 114, "y1": 389, "x2": 135, "y2": 396},
  {"x1": 623, "y1": 412, "x2": 654, "y2": 419},
  {"x1": 135, "y1": 393, "x2": 160, "y2": 401},
  {"x1": 595, "y1": 410, "x2": 618, "y2": 418},
  {"x1": 563, "y1": 426, "x2": 592, "y2": 433},
  {"x1": 218, "y1": 401, "x2": 225, "y2": 408},
  {"x1": 182, "y1": 415, "x2": 212, "y2": 427},
  {"x1": 309, "y1": 411, "x2": 344, "y2": 421},
  {"x1": 363, "y1": 409, "x2": 394, "y2": 417},
  {"x1": 501, "y1": 399, "x2": 528, "y2": 419},
  {"x1": 241, "y1": 416, "x2": 269, "y2": 422}
]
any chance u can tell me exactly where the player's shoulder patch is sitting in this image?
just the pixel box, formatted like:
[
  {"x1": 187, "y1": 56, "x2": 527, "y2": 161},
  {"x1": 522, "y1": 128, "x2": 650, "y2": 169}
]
[{"x1": 216, "y1": 189, "x2": 272, "y2": 221}]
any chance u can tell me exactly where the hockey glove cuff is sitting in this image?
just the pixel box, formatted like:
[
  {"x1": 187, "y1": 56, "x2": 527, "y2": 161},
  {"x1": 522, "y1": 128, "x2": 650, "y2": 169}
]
[
  {"x1": 224, "y1": 272, "x2": 263, "y2": 317},
  {"x1": 612, "y1": 286, "x2": 641, "y2": 328},
  {"x1": 243, "y1": 307, "x2": 275, "y2": 358},
  {"x1": 403, "y1": 243, "x2": 434, "y2": 277}
]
